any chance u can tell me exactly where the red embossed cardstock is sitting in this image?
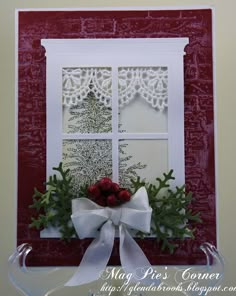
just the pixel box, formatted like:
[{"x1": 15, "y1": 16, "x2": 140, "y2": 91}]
[{"x1": 17, "y1": 8, "x2": 216, "y2": 266}]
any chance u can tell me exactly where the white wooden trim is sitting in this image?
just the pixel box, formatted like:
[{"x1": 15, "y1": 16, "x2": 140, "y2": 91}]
[
  {"x1": 168, "y1": 57, "x2": 185, "y2": 187},
  {"x1": 46, "y1": 61, "x2": 63, "y2": 178},
  {"x1": 42, "y1": 38, "x2": 188, "y2": 56}
]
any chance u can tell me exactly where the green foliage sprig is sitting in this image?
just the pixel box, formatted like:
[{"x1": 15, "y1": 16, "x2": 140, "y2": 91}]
[
  {"x1": 131, "y1": 170, "x2": 202, "y2": 253},
  {"x1": 29, "y1": 164, "x2": 201, "y2": 252},
  {"x1": 29, "y1": 163, "x2": 77, "y2": 240}
]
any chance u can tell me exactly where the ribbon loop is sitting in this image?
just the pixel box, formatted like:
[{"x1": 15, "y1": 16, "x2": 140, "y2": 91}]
[{"x1": 65, "y1": 187, "x2": 153, "y2": 287}]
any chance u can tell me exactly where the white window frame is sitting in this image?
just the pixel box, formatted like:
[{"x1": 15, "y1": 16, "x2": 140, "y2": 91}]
[{"x1": 42, "y1": 38, "x2": 189, "y2": 189}]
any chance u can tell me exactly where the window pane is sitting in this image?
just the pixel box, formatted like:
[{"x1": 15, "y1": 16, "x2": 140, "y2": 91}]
[
  {"x1": 118, "y1": 67, "x2": 168, "y2": 133},
  {"x1": 63, "y1": 139, "x2": 112, "y2": 195},
  {"x1": 62, "y1": 67, "x2": 112, "y2": 133},
  {"x1": 119, "y1": 139, "x2": 168, "y2": 188}
]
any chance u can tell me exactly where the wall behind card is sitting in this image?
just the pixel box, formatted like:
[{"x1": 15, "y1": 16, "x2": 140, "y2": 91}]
[{"x1": 0, "y1": 1, "x2": 235, "y2": 295}]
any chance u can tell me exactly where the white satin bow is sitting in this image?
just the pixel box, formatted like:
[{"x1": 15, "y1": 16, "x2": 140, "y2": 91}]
[{"x1": 65, "y1": 187, "x2": 153, "y2": 286}]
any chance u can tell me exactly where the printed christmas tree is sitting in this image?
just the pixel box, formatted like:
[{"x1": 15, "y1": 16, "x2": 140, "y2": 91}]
[{"x1": 63, "y1": 90, "x2": 146, "y2": 194}]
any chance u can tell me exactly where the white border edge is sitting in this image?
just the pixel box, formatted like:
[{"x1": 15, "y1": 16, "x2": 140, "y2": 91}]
[
  {"x1": 15, "y1": 5, "x2": 213, "y2": 12},
  {"x1": 14, "y1": 9, "x2": 19, "y2": 249},
  {"x1": 211, "y1": 7, "x2": 219, "y2": 251}
]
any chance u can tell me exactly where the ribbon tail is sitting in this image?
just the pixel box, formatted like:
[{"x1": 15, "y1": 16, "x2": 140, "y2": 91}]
[
  {"x1": 119, "y1": 224, "x2": 160, "y2": 286},
  {"x1": 65, "y1": 220, "x2": 115, "y2": 286}
]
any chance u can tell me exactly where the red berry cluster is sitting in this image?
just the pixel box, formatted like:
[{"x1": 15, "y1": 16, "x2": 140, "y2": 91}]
[{"x1": 87, "y1": 177, "x2": 131, "y2": 207}]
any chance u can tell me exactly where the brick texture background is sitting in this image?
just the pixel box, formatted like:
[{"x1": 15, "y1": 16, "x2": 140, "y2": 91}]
[{"x1": 17, "y1": 9, "x2": 215, "y2": 266}]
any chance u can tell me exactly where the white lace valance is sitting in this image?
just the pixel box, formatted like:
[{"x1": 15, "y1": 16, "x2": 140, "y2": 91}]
[
  {"x1": 63, "y1": 67, "x2": 112, "y2": 107},
  {"x1": 62, "y1": 67, "x2": 168, "y2": 111},
  {"x1": 118, "y1": 67, "x2": 168, "y2": 111}
]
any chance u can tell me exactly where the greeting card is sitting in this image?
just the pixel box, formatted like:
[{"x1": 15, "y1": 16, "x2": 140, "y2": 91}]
[{"x1": 17, "y1": 7, "x2": 216, "y2": 267}]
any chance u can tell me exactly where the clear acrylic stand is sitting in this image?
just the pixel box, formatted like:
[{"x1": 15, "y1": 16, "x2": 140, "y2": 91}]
[
  {"x1": 8, "y1": 242, "x2": 224, "y2": 296},
  {"x1": 8, "y1": 243, "x2": 73, "y2": 296},
  {"x1": 170, "y1": 242, "x2": 225, "y2": 296}
]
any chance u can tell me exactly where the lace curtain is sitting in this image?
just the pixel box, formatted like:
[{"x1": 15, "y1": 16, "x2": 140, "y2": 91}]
[{"x1": 62, "y1": 67, "x2": 168, "y2": 111}]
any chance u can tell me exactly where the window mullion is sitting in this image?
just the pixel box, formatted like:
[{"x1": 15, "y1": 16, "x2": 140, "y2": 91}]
[
  {"x1": 62, "y1": 133, "x2": 113, "y2": 140},
  {"x1": 112, "y1": 67, "x2": 119, "y2": 182},
  {"x1": 117, "y1": 132, "x2": 168, "y2": 140}
]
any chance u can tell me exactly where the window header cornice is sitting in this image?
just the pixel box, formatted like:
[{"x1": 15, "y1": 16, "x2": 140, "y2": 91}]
[{"x1": 41, "y1": 38, "x2": 189, "y2": 56}]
